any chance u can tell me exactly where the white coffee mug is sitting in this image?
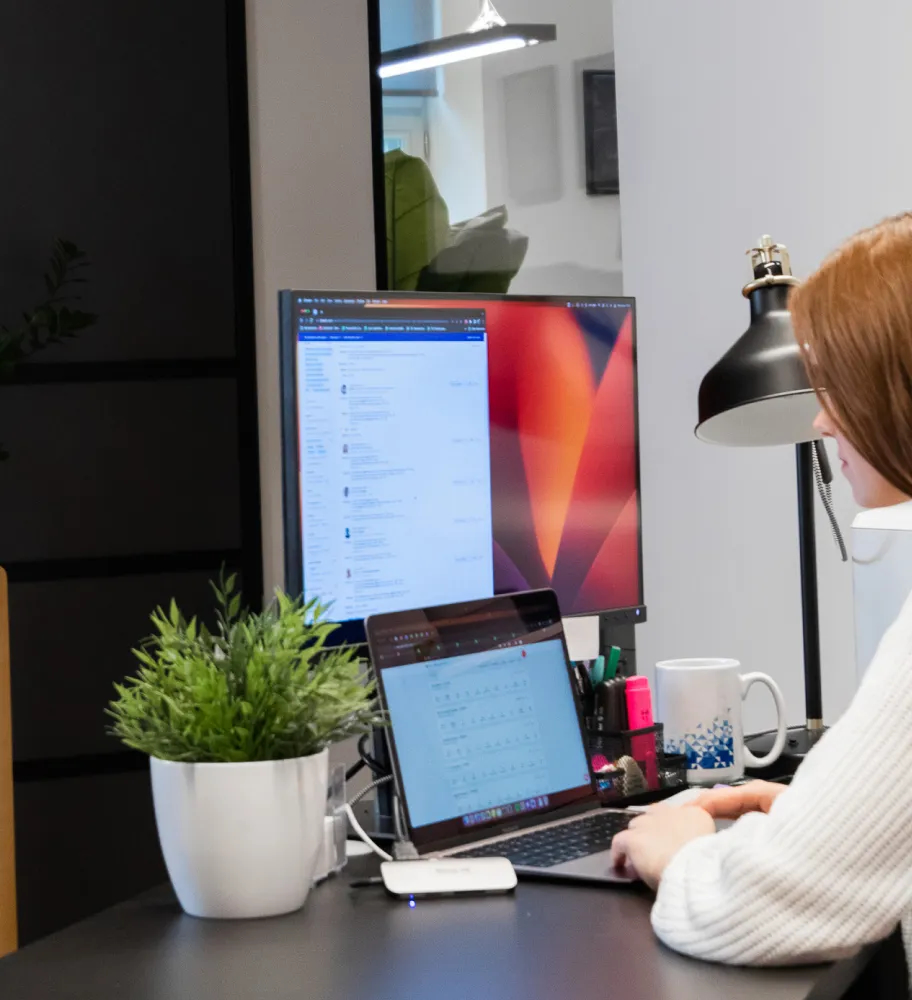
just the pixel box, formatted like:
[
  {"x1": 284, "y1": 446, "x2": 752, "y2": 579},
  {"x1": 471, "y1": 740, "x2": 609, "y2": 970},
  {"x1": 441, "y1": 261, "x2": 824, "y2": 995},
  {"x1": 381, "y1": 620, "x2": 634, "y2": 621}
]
[{"x1": 655, "y1": 658, "x2": 787, "y2": 784}]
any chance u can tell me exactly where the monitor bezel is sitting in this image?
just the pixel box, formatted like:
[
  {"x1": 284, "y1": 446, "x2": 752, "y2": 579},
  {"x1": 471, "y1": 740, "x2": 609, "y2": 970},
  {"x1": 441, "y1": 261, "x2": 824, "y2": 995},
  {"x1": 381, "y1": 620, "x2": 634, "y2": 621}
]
[{"x1": 279, "y1": 290, "x2": 644, "y2": 646}]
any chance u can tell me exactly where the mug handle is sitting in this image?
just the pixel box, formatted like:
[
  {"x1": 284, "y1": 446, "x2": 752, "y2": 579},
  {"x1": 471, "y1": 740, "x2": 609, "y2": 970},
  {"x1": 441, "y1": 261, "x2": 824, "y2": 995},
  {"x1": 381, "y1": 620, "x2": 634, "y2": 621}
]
[{"x1": 740, "y1": 672, "x2": 787, "y2": 768}]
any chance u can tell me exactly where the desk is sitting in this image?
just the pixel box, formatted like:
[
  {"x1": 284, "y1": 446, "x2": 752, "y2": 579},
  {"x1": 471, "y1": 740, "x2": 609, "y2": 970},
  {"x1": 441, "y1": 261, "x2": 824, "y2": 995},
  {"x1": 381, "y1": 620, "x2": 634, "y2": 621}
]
[{"x1": 0, "y1": 854, "x2": 875, "y2": 999}]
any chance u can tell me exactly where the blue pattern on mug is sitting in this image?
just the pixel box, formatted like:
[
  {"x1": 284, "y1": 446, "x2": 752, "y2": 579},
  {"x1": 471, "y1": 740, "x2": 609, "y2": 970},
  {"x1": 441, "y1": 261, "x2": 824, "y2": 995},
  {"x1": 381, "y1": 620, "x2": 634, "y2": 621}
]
[{"x1": 665, "y1": 716, "x2": 735, "y2": 770}]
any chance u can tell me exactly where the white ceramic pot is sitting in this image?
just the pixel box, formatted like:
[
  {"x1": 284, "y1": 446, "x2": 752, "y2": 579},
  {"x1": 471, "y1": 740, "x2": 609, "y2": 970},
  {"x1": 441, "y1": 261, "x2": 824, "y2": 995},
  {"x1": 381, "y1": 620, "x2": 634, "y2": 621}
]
[{"x1": 150, "y1": 748, "x2": 328, "y2": 919}]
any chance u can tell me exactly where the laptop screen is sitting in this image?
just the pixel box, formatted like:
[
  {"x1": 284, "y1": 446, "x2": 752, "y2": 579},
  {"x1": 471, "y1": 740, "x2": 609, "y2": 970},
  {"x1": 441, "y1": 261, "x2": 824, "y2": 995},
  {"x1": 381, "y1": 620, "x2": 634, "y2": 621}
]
[{"x1": 367, "y1": 591, "x2": 595, "y2": 849}]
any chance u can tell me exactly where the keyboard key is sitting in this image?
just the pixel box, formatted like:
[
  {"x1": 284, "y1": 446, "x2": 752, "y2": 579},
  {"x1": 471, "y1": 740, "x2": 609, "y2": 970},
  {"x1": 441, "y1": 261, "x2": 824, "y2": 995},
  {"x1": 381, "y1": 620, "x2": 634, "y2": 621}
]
[{"x1": 452, "y1": 811, "x2": 631, "y2": 868}]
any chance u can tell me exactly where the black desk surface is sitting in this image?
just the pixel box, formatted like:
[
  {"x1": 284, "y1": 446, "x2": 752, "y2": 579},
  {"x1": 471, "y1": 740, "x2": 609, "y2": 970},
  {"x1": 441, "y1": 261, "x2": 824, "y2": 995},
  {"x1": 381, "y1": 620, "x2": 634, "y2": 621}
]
[{"x1": 0, "y1": 854, "x2": 872, "y2": 999}]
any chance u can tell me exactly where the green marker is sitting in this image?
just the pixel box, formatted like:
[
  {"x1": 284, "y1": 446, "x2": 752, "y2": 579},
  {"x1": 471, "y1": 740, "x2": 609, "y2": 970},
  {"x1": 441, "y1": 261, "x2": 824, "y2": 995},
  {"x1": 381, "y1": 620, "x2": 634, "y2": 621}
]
[
  {"x1": 605, "y1": 646, "x2": 622, "y2": 679},
  {"x1": 590, "y1": 655, "x2": 606, "y2": 685}
]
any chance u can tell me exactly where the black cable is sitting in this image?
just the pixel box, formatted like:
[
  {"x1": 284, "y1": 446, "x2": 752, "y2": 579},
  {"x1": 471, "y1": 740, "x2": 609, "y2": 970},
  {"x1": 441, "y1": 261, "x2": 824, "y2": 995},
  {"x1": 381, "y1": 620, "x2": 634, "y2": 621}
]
[
  {"x1": 360, "y1": 733, "x2": 390, "y2": 777},
  {"x1": 344, "y1": 733, "x2": 391, "y2": 783},
  {"x1": 344, "y1": 758, "x2": 366, "y2": 783},
  {"x1": 349, "y1": 877, "x2": 383, "y2": 889}
]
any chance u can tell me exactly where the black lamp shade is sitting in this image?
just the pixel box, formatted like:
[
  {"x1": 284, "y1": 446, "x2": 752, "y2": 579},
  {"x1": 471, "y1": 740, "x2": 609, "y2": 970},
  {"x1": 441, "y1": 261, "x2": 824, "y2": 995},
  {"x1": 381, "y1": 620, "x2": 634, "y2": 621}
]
[{"x1": 697, "y1": 283, "x2": 819, "y2": 447}]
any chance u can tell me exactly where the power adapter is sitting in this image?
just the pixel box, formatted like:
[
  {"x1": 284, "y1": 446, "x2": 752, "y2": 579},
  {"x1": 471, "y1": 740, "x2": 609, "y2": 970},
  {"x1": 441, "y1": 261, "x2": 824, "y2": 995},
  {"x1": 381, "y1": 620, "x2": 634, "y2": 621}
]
[{"x1": 380, "y1": 858, "x2": 517, "y2": 898}]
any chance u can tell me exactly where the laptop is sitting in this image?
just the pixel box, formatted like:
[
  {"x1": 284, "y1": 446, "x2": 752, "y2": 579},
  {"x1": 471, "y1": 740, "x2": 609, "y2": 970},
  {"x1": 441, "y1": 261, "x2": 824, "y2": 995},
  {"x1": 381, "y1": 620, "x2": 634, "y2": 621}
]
[{"x1": 366, "y1": 589, "x2": 635, "y2": 884}]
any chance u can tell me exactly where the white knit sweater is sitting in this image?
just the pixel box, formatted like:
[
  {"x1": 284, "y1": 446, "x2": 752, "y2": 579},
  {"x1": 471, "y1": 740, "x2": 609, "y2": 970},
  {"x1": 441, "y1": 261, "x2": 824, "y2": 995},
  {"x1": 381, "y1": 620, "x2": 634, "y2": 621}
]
[{"x1": 652, "y1": 587, "x2": 912, "y2": 975}]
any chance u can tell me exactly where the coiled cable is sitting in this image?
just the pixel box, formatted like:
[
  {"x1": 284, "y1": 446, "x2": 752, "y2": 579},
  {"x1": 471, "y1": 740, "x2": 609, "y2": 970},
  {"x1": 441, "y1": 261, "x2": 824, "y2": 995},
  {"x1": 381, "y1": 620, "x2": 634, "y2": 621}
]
[{"x1": 813, "y1": 439, "x2": 847, "y2": 563}]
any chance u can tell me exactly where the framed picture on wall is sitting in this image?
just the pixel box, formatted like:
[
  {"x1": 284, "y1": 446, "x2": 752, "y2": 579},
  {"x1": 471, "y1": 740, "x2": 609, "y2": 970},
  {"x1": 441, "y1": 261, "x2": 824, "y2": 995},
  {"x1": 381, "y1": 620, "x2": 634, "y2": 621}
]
[{"x1": 583, "y1": 70, "x2": 619, "y2": 195}]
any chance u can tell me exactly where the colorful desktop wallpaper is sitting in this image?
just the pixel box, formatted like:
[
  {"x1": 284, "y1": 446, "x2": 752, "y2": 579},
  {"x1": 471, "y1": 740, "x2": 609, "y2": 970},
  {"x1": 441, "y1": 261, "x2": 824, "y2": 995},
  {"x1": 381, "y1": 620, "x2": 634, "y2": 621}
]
[{"x1": 402, "y1": 298, "x2": 641, "y2": 616}]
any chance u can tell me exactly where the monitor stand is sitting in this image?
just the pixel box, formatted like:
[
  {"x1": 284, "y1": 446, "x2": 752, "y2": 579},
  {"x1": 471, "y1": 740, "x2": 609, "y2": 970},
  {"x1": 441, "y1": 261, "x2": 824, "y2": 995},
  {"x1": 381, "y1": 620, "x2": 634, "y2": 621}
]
[
  {"x1": 371, "y1": 724, "x2": 397, "y2": 839},
  {"x1": 355, "y1": 798, "x2": 395, "y2": 842},
  {"x1": 598, "y1": 616, "x2": 638, "y2": 676}
]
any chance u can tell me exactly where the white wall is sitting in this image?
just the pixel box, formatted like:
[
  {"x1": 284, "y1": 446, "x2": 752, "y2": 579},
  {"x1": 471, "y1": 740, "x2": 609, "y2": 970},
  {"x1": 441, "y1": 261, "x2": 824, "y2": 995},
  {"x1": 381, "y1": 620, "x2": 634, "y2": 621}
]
[
  {"x1": 481, "y1": 0, "x2": 621, "y2": 296},
  {"x1": 613, "y1": 0, "x2": 912, "y2": 732},
  {"x1": 246, "y1": 0, "x2": 377, "y2": 598}
]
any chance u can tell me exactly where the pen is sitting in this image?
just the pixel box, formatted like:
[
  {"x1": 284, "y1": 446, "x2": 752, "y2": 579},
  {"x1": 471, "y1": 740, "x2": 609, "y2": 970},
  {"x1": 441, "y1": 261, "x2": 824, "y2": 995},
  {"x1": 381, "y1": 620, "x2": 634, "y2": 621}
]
[
  {"x1": 614, "y1": 677, "x2": 629, "y2": 730},
  {"x1": 605, "y1": 646, "x2": 622, "y2": 680},
  {"x1": 593, "y1": 682, "x2": 613, "y2": 729},
  {"x1": 574, "y1": 663, "x2": 595, "y2": 716},
  {"x1": 590, "y1": 655, "x2": 606, "y2": 685}
]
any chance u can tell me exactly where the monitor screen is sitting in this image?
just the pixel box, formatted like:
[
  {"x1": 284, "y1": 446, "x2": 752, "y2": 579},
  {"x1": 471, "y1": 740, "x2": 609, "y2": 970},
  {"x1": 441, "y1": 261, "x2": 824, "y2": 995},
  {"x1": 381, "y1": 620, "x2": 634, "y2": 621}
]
[
  {"x1": 279, "y1": 291, "x2": 642, "y2": 643},
  {"x1": 383, "y1": 638, "x2": 588, "y2": 830},
  {"x1": 366, "y1": 589, "x2": 595, "y2": 848}
]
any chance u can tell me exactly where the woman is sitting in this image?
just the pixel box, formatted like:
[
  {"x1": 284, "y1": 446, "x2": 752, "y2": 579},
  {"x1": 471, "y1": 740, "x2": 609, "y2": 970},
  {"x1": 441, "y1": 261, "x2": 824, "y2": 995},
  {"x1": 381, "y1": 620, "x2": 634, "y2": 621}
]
[{"x1": 612, "y1": 211, "x2": 912, "y2": 971}]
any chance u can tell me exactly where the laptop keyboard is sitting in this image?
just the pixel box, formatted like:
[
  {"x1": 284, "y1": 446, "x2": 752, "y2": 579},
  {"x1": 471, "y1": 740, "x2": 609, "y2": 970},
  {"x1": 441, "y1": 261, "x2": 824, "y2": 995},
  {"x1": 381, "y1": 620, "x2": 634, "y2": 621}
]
[{"x1": 451, "y1": 811, "x2": 633, "y2": 869}]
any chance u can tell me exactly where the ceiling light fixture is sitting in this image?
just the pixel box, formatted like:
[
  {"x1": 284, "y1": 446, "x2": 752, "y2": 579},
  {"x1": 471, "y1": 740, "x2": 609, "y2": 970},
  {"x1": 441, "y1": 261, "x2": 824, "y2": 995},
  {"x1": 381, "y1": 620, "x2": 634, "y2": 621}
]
[{"x1": 379, "y1": 0, "x2": 556, "y2": 80}]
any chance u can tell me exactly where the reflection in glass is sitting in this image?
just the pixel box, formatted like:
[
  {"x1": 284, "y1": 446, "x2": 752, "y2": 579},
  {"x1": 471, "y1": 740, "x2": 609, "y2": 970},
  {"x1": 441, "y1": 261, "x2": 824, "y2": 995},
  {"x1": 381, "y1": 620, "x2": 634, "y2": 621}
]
[{"x1": 375, "y1": 0, "x2": 621, "y2": 297}]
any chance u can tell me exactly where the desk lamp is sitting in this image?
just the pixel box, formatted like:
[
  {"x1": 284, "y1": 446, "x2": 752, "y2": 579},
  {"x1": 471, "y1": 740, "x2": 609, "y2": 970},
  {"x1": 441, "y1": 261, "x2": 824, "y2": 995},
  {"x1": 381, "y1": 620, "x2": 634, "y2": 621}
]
[{"x1": 696, "y1": 236, "x2": 846, "y2": 765}]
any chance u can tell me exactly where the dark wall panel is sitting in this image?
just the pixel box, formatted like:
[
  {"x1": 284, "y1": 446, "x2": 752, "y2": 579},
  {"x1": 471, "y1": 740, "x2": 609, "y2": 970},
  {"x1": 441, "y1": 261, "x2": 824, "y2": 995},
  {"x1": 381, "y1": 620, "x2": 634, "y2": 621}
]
[
  {"x1": 0, "y1": 1, "x2": 236, "y2": 362},
  {"x1": 9, "y1": 571, "x2": 225, "y2": 761},
  {"x1": 14, "y1": 770, "x2": 166, "y2": 945},
  {"x1": 0, "y1": 0, "x2": 260, "y2": 943},
  {"x1": 0, "y1": 379, "x2": 241, "y2": 563}
]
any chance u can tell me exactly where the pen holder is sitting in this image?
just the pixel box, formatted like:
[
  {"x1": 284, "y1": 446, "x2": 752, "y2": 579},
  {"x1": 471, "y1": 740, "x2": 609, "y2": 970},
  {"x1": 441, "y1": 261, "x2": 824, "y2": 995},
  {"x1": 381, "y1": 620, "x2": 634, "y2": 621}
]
[{"x1": 585, "y1": 721, "x2": 687, "y2": 803}]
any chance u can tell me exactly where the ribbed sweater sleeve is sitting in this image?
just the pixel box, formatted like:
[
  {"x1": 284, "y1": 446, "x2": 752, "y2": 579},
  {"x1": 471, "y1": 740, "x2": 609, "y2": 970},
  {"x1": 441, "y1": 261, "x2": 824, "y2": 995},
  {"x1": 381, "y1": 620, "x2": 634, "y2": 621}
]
[{"x1": 652, "y1": 591, "x2": 912, "y2": 967}]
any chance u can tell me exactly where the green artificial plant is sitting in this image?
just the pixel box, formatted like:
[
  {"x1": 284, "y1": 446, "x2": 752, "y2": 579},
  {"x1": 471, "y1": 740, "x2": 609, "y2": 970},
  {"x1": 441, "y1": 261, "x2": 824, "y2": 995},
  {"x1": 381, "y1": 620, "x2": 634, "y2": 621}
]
[{"x1": 108, "y1": 574, "x2": 383, "y2": 763}]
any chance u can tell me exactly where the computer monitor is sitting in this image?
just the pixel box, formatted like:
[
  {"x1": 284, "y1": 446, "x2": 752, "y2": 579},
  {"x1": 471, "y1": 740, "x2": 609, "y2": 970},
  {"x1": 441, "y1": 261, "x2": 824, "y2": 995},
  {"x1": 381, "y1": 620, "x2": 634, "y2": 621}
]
[{"x1": 279, "y1": 291, "x2": 643, "y2": 645}]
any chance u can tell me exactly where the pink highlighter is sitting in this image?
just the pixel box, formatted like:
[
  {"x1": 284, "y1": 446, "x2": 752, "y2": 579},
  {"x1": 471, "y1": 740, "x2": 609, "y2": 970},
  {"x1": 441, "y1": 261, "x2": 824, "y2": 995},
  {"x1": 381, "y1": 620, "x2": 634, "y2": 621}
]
[{"x1": 625, "y1": 677, "x2": 658, "y2": 788}]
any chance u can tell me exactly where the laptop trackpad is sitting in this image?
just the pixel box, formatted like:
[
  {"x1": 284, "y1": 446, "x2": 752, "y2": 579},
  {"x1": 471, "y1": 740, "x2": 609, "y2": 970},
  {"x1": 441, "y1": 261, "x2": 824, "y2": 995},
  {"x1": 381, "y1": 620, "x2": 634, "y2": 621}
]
[{"x1": 547, "y1": 849, "x2": 636, "y2": 883}]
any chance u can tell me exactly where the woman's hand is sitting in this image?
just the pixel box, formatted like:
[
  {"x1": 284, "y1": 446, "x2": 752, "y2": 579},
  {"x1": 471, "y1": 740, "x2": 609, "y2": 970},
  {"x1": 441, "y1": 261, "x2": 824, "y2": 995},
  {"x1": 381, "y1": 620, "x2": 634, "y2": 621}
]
[
  {"x1": 689, "y1": 780, "x2": 787, "y2": 820},
  {"x1": 610, "y1": 781, "x2": 788, "y2": 889},
  {"x1": 611, "y1": 806, "x2": 715, "y2": 890}
]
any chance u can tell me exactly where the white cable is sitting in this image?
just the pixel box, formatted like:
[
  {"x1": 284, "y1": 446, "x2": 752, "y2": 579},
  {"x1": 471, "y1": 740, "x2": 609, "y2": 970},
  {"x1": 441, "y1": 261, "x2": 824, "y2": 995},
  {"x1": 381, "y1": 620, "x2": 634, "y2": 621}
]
[
  {"x1": 344, "y1": 803, "x2": 392, "y2": 862},
  {"x1": 348, "y1": 773, "x2": 392, "y2": 807},
  {"x1": 345, "y1": 773, "x2": 395, "y2": 862}
]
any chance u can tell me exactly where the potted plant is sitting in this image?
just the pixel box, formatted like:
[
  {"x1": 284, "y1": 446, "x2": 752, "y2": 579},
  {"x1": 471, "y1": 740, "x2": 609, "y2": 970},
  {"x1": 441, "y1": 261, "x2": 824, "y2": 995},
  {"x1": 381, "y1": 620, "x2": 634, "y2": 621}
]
[{"x1": 108, "y1": 574, "x2": 381, "y2": 919}]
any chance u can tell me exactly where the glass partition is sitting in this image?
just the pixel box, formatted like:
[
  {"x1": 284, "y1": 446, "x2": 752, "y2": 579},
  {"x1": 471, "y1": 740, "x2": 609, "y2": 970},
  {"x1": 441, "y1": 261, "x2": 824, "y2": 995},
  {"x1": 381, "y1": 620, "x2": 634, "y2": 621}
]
[{"x1": 375, "y1": 0, "x2": 621, "y2": 297}]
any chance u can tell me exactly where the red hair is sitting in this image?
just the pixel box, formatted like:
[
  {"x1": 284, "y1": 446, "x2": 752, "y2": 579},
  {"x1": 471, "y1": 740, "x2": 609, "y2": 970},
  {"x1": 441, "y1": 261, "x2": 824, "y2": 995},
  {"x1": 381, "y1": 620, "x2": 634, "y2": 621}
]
[{"x1": 789, "y1": 212, "x2": 912, "y2": 495}]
